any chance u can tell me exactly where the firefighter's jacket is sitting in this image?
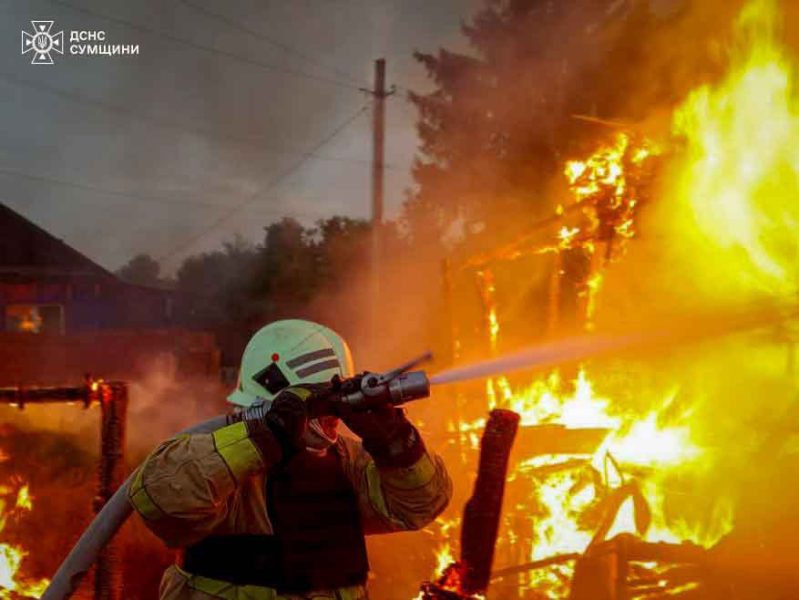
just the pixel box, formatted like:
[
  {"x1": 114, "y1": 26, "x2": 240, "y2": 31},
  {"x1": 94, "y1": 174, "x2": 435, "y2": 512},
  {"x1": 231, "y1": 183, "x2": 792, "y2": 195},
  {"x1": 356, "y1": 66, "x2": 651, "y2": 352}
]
[{"x1": 129, "y1": 416, "x2": 452, "y2": 600}]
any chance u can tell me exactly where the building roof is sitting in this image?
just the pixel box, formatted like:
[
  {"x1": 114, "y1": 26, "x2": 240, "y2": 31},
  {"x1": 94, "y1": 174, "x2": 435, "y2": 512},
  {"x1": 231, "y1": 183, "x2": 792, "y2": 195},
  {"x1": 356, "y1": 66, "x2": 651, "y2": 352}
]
[{"x1": 0, "y1": 202, "x2": 114, "y2": 279}]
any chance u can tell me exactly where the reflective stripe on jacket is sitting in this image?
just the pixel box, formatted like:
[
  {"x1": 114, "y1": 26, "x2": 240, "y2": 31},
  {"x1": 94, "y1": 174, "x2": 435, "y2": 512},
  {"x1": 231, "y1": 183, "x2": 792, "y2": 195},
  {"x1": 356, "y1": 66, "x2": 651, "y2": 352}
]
[{"x1": 129, "y1": 419, "x2": 451, "y2": 599}]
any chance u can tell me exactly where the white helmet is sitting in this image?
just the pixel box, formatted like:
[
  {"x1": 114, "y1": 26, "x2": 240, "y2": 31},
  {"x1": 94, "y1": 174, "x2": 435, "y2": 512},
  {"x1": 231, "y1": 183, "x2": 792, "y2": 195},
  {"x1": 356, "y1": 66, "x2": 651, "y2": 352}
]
[{"x1": 227, "y1": 319, "x2": 355, "y2": 407}]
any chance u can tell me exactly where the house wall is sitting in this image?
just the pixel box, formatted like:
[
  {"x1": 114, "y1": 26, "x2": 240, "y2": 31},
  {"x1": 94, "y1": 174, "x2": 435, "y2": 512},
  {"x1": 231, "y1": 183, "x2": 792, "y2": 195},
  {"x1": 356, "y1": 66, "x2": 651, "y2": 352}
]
[
  {"x1": 0, "y1": 329, "x2": 220, "y2": 386},
  {"x1": 0, "y1": 278, "x2": 173, "y2": 333}
]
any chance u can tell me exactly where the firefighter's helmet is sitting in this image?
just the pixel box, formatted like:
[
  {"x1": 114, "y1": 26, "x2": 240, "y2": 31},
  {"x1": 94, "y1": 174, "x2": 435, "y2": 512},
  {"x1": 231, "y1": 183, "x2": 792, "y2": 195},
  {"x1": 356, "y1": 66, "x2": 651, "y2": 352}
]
[{"x1": 227, "y1": 319, "x2": 355, "y2": 407}]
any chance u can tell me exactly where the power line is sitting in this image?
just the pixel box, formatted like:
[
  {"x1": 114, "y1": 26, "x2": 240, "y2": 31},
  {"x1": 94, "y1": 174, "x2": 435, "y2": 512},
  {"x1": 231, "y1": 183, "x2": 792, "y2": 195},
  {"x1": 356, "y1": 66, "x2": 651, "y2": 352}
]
[
  {"x1": 0, "y1": 166, "x2": 218, "y2": 208},
  {"x1": 0, "y1": 166, "x2": 327, "y2": 218},
  {"x1": 157, "y1": 104, "x2": 370, "y2": 265},
  {"x1": 0, "y1": 72, "x2": 388, "y2": 169},
  {"x1": 177, "y1": 0, "x2": 364, "y2": 86},
  {"x1": 46, "y1": 0, "x2": 363, "y2": 92}
]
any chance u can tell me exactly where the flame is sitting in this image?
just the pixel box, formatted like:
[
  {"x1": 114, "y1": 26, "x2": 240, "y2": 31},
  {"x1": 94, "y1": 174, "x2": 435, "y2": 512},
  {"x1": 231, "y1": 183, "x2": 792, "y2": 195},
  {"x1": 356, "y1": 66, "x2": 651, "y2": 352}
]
[
  {"x1": 440, "y1": 370, "x2": 732, "y2": 597},
  {"x1": 14, "y1": 487, "x2": 31, "y2": 513},
  {"x1": 564, "y1": 133, "x2": 630, "y2": 203},
  {"x1": 668, "y1": 0, "x2": 799, "y2": 299},
  {"x1": 476, "y1": 270, "x2": 500, "y2": 354},
  {"x1": 0, "y1": 471, "x2": 48, "y2": 598},
  {"x1": 434, "y1": 543, "x2": 454, "y2": 578},
  {"x1": 563, "y1": 132, "x2": 657, "y2": 249},
  {"x1": 15, "y1": 308, "x2": 43, "y2": 334},
  {"x1": 557, "y1": 226, "x2": 580, "y2": 247}
]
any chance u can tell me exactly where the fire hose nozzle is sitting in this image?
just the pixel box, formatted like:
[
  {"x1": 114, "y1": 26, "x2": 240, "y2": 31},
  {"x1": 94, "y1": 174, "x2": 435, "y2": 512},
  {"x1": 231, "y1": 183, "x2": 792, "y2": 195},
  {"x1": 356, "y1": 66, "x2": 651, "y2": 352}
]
[
  {"x1": 323, "y1": 351, "x2": 433, "y2": 414},
  {"x1": 335, "y1": 370, "x2": 431, "y2": 414},
  {"x1": 388, "y1": 370, "x2": 431, "y2": 404}
]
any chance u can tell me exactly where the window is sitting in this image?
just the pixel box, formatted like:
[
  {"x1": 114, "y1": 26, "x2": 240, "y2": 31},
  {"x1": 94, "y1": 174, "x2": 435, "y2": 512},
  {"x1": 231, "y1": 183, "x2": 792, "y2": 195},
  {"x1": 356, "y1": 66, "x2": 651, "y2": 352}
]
[{"x1": 5, "y1": 304, "x2": 64, "y2": 334}]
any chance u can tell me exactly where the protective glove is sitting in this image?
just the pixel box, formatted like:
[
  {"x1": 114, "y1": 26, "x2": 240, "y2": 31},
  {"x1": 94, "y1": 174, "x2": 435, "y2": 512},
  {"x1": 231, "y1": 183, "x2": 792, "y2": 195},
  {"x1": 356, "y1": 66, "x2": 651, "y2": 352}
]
[
  {"x1": 344, "y1": 405, "x2": 425, "y2": 468},
  {"x1": 245, "y1": 387, "x2": 309, "y2": 463}
]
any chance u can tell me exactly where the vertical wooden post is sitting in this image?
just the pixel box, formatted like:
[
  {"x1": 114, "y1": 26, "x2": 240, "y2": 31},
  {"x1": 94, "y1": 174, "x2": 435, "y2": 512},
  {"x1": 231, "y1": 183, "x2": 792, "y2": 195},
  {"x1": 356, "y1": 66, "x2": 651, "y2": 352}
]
[
  {"x1": 94, "y1": 382, "x2": 127, "y2": 600},
  {"x1": 460, "y1": 409, "x2": 520, "y2": 596},
  {"x1": 370, "y1": 58, "x2": 387, "y2": 330}
]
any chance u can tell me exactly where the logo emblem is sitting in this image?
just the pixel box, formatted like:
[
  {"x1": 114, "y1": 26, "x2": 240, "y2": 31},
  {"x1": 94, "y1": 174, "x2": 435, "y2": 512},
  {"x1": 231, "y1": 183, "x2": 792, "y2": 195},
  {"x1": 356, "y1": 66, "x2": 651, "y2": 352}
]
[{"x1": 21, "y1": 21, "x2": 64, "y2": 65}]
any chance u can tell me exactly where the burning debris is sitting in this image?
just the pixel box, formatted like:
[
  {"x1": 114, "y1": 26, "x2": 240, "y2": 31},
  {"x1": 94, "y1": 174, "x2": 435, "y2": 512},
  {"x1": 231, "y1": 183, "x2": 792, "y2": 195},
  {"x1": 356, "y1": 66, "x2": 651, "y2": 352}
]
[
  {"x1": 428, "y1": 369, "x2": 729, "y2": 599},
  {"x1": 0, "y1": 381, "x2": 130, "y2": 600},
  {"x1": 562, "y1": 131, "x2": 658, "y2": 255}
]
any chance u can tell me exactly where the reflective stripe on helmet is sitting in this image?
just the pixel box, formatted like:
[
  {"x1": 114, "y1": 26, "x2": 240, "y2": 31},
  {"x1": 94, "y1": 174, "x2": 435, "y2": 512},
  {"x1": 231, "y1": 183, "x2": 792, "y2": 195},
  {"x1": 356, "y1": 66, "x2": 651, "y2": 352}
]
[
  {"x1": 286, "y1": 348, "x2": 336, "y2": 368},
  {"x1": 295, "y1": 359, "x2": 341, "y2": 378}
]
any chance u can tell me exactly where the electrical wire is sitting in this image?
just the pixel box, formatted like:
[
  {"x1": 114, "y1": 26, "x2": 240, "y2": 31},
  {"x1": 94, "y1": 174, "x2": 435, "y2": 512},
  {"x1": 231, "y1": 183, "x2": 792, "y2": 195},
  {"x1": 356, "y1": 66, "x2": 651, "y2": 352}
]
[
  {"x1": 156, "y1": 103, "x2": 370, "y2": 265},
  {"x1": 46, "y1": 0, "x2": 364, "y2": 92},
  {"x1": 0, "y1": 72, "x2": 386, "y2": 168},
  {"x1": 0, "y1": 166, "x2": 326, "y2": 219},
  {"x1": 176, "y1": 0, "x2": 364, "y2": 86}
]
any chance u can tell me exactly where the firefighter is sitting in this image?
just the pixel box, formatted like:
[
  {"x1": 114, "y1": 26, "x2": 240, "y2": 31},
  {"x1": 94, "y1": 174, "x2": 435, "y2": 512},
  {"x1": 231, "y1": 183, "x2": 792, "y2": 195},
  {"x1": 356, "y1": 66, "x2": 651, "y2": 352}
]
[{"x1": 129, "y1": 319, "x2": 452, "y2": 600}]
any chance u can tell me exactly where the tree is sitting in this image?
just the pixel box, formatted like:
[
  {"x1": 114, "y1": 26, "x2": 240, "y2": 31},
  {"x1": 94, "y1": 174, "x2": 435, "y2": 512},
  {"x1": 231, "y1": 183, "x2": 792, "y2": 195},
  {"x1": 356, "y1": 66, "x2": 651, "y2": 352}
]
[
  {"x1": 404, "y1": 0, "x2": 734, "y2": 255},
  {"x1": 115, "y1": 253, "x2": 164, "y2": 287},
  {"x1": 175, "y1": 235, "x2": 258, "y2": 326},
  {"x1": 314, "y1": 216, "x2": 371, "y2": 287},
  {"x1": 248, "y1": 217, "x2": 320, "y2": 312},
  {"x1": 174, "y1": 235, "x2": 260, "y2": 364},
  {"x1": 406, "y1": 2, "x2": 611, "y2": 248},
  {"x1": 169, "y1": 218, "x2": 374, "y2": 364}
]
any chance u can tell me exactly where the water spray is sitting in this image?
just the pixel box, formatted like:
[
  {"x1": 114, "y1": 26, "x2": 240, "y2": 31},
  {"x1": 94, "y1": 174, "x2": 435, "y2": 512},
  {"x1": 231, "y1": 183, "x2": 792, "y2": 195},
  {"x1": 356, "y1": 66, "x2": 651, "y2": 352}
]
[{"x1": 431, "y1": 300, "x2": 799, "y2": 387}]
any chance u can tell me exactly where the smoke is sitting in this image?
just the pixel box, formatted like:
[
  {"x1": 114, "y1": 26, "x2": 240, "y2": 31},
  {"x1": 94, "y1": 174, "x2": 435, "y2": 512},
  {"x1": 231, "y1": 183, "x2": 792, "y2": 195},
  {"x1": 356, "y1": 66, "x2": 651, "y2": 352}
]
[{"x1": 125, "y1": 353, "x2": 227, "y2": 456}]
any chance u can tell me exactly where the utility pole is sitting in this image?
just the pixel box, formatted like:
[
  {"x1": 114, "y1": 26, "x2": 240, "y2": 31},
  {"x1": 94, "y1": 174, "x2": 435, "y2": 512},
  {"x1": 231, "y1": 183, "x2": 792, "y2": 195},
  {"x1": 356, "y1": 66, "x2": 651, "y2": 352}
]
[
  {"x1": 363, "y1": 58, "x2": 394, "y2": 329},
  {"x1": 371, "y1": 58, "x2": 387, "y2": 232}
]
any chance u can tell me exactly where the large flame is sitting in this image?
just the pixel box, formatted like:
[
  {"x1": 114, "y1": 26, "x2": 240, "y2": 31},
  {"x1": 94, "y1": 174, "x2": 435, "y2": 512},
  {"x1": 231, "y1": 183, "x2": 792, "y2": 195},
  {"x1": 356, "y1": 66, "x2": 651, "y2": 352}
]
[{"x1": 668, "y1": 0, "x2": 799, "y2": 300}]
